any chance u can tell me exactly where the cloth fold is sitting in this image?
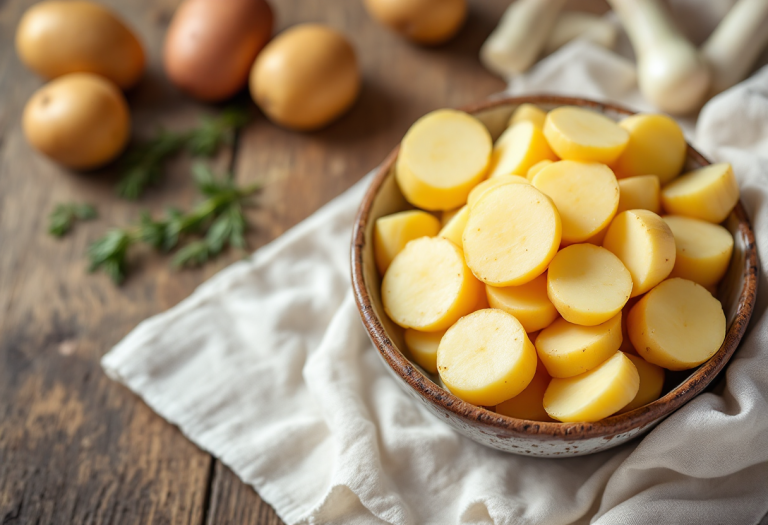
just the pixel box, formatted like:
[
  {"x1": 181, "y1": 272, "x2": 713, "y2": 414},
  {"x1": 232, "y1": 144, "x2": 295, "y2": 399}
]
[{"x1": 103, "y1": 11, "x2": 768, "y2": 525}]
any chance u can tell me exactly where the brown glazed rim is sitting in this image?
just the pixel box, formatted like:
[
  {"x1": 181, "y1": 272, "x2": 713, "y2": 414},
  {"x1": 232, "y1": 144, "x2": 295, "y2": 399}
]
[{"x1": 351, "y1": 95, "x2": 759, "y2": 441}]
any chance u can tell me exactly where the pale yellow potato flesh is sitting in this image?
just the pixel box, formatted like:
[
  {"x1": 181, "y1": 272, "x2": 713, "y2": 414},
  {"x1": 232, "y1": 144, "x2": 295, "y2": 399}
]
[
  {"x1": 508, "y1": 103, "x2": 547, "y2": 129},
  {"x1": 544, "y1": 351, "x2": 640, "y2": 422},
  {"x1": 441, "y1": 207, "x2": 461, "y2": 226},
  {"x1": 485, "y1": 273, "x2": 558, "y2": 333},
  {"x1": 663, "y1": 215, "x2": 734, "y2": 286},
  {"x1": 526, "y1": 159, "x2": 553, "y2": 182},
  {"x1": 396, "y1": 109, "x2": 492, "y2": 210},
  {"x1": 617, "y1": 175, "x2": 661, "y2": 214},
  {"x1": 467, "y1": 174, "x2": 528, "y2": 208},
  {"x1": 603, "y1": 210, "x2": 676, "y2": 297},
  {"x1": 487, "y1": 121, "x2": 558, "y2": 179},
  {"x1": 618, "y1": 354, "x2": 665, "y2": 413},
  {"x1": 463, "y1": 183, "x2": 561, "y2": 287},
  {"x1": 661, "y1": 163, "x2": 739, "y2": 224},
  {"x1": 536, "y1": 313, "x2": 622, "y2": 378},
  {"x1": 627, "y1": 278, "x2": 726, "y2": 370},
  {"x1": 547, "y1": 244, "x2": 633, "y2": 326},
  {"x1": 437, "y1": 309, "x2": 537, "y2": 406},
  {"x1": 613, "y1": 114, "x2": 687, "y2": 183},
  {"x1": 495, "y1": 357, "x2": 554, "y2": 421},
  {"x1": 374, "y1": 210, "x2": 441, "y2": 274},
  {"x1": 404, "y1": 328, "x2": 445, "y2": 374},
  {"x1": 533, "y1": 160, "x2": 620, "y2": 244},
  {"x1": 438, "y1": 205, "x2": 470, "y2": 249},
  {"x1": 543, "y1": 106, "x2": 629, "y2": 164},
  {"x1": 382, "y1": 236, "x2": 483, "y2": 331}
]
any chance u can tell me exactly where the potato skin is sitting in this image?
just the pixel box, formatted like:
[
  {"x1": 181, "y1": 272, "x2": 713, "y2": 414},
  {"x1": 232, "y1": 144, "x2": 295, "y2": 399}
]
[
  {"x1": 249, "y1": 24, "x2": 361, "y2": 131},
  {"x1": 23, "y1": 73, "x2": 130, "y2": 170},
  {"x1": 364, "y1": 0, "x2": 466, "y2": 45},
  {"x1": 15, "y1": 1, "x2": 145, "y2": 89},
  {"x1": 164, "y1": 0, "x2": 274, "y2": 102}
]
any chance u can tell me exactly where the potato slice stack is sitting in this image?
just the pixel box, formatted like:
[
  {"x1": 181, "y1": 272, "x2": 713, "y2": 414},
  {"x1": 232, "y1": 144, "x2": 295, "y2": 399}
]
[{"x1": 377, "y1": 104, "x2": 737, "y2": 423}]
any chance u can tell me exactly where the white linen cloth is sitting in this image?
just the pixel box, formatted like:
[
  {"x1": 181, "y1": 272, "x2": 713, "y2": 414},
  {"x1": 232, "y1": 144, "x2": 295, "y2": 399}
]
[{"x1": 103, "y1": 6, "x2": 768, "y2": 525}]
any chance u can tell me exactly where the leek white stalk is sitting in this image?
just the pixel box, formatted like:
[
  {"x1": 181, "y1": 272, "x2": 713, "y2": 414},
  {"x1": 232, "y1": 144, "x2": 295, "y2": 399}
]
[
  {"x1": 702, "y1": 0, "x2": 768, "y2": 96},
  {"x1": 544, "y1": 11, "x2": 618, "y2": 55},
  {"x1": 608, "y1": 0, "x2": 711, "y2": 114}
]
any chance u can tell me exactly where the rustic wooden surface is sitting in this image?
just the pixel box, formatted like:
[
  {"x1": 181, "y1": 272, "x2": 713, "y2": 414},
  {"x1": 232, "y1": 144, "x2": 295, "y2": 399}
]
[{"x1": 0, "y1": 0, "x2": 606, "y2": 523}]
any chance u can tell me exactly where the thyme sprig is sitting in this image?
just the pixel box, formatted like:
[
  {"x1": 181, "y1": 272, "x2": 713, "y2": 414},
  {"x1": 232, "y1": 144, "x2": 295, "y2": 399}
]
[{"x1": 48, "y1": 203, "x2": 98, "y2": 237}]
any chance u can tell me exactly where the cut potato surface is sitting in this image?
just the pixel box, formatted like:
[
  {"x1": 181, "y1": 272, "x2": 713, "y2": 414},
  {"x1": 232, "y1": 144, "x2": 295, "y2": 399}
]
[
  {"x1": 603, "y1": 210, "x2": 676, "y2": 297},
  {"x1": 441, "y1": 207, "x2": 461, "y2": 226},
  {"x1": 508, "y1": 103, "x2": 547, "y2": 129},
  {"x1": 396, "y1": 109, "x2": 492, "y2": 210},
  {"x1": 487, "y1": 121, "x2": 557, "y2": 179},
  {"x1": 485, "y1": 273, "x2": 558, "y2": 333},
  {"x1": 463, "y1": 183, "x2": 561, "y2": 287},
  {"x1": 495, "y1": 357, "x2": 553, "y2": 421},
  {"x1": 628, "y1": 278, "x2": 726, "y2": 370},
  {"x1": 467, "y1": 174, "x2": 528, "y2": 208},
  {"x1": 613, "y1": 114, "x2": 687, "y2": 183},
  {"x1": 404, "y1": 328, "x2": 445, "y2": 374},
  {"x1": 661, "y1": 163, "x2": 739, "y2": 224},
  {"x1": 382, "y1": 236, "x2": 483, "y2": 331},
  {"x1": 547, "y1": 244, "x2": 633, "y2": 326},
  {"x1": 663, "y1": 215, "x2": 734, "y2": 286},
  {"x1": 619, "y1": 354, "x2": 665, "y2": 413},
  {"x1": 617, "y1": 175, "x2": 661, "y2": 214},
  {"x1": 532, "y1": 160, "x2": 620, "y2": 244},
  {"x1": 527, "y1": 159, "x2": 553, "y2": 182},
  {"x1": 536, "y1": 313, "x2": 622, "y2": 378},
  {"x1": 374, "y1": 210, "x2": 441, "y2": 274},
  {"x1": 543, "y1": 106, "x2": 629, "y2": 164},
  {"x1": 544, "y1": 351, "x2": 639, "y2": 422},
  {"x1": 438, "y1": 204, "x2": 470, "y2": 249},
  {"x1": 437, "y1": 309, "x2": 537, "y2": 406}
]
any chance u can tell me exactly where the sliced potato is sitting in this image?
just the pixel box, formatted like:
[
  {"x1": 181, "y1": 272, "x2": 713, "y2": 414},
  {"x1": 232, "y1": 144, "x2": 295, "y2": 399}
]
[
  {"x1": 618, "y1": 354, "x2": 665, "y2": 413},
  {"x1": 508, "y1": 103, "x2": 547, "y2": 129},
  {"x1": 526, "y1": 159, "x2": 553, "y2": 182},
  {"x1": 543, "y1": 106, "x2": 629, "y2": 164},
  {"x1": 438, "y1": 204, "x2": 470, "y2": 249},
  {"x1": 661, "y1": 163, "x2": 739, "y2": 224},
  {"x1": 374, "y1": 210, "x2": 441, "y2": 274},
  {"x1": 617, "y1": 175, "x2": 661, "y2": 214},
  {"x1": 404, "y1": 328, "x2": 445, "y2": 374},
  {"x1": 487, "y1": 121, "x2": 557, "y2": 179},
  {"x1": 613, "y1": 114, "x2": 687, "y2": 183},
  {"x1": 663, "y1": 215, "x2": 734, "y2": 286},
  {"x1": 495, "y1": 357, "x2": 553, "y2": 421},
  {"x1": 485, "y1": 273, "x2": 558, "y2": 333},
  {"x1": 467, "y1": 174, "x2": 528, "y2": 208}
]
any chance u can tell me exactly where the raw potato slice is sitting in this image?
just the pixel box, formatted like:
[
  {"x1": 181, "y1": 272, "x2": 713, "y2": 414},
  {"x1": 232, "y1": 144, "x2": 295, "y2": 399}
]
[
  {"x1": 441, "y1": 207, "x2": 461, "y2": 226},
  {"x1": 463, "y1": 183, "x2": 561, "y2": 287},
  {"x1": 467, "y1": 174, "x2": 528, "y2": 207},
  {"x1": 495, "y1": 357, "x2": 553, "y2": 421},
  {"x1": 617, "y1": 175, "x2": 661, "y2": 214},
  {"x1": 661, "y1": 163, "x2": 739, "y2": 224},
  {"x1": 544, "y1": 351, "x2": 640, "y2": 422},
  {"x1": 485, "y1": 273, "x2": 558, "y2": 333},
  {"x1": 543, "y1": 106, "x2": 629, "y2": 164},
  {"x1": 663, "y1": 215, "x2": 734, "y2": 286},
  {"x1": 618, "y1": 354, "x2": 665, "y2": 413},
  {"x1": 527, "y1": 159, "x2": 553, "y2": 182},
  {"x1": 437, "y1": 309, "x2": 537, "y2": 406},
  {"x1": 382, "y1": 237, "x2": 483, "y2": 331},
  {"x1": 396, "y1": 109, "x2": 492, "y2": 210},
  {"x1": 374, "y1": 210, "x2": 441, "y2": 274},
  {"x1": 404, "y1": 328, "x2": 445, "y2": 374},
  {"x1": 536, "y1": 313, "x2": 622, "y2": 378},
  {"x1": 508, "y1": 103, "x2": 547, "y2": 129},
  {"x1": 603, "y1": 210, "x2": 676, "y2": 297},
  {"x1": 547, "y1": 244, "x2": 632, "y2": 326},
  {"x1": 487, "y1": 121, "x2": 557, "y2": 179},
  {"x1": 628, "y1": 278, "x2": 726, "y2": 370},
  {"x1": 438, "y1": 205, "x2": 470, "y2": 249},
  {"x1": 532, "y1": 161, "x2": 620, "y2": 244},
  {"x1": 613, "y1": 114, "x2": 687, "y2": 183}
]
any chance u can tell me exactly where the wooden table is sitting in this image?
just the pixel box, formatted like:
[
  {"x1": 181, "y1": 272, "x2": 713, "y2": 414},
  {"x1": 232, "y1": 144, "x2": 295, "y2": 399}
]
[{"x1": 0, "y1": 0, "x2": 606, "y2": 523}]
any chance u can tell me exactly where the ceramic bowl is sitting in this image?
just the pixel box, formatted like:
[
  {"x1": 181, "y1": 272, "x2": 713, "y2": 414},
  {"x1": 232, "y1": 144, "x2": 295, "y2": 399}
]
[{"x1": 350, "y1": 95, "x2": 758, "y2": 457}]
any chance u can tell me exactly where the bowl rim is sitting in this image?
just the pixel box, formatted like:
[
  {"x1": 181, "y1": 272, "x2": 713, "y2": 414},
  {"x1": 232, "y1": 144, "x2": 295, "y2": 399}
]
[{"x1": 350, "y1": 95, "x2": 759, "y2": 441}]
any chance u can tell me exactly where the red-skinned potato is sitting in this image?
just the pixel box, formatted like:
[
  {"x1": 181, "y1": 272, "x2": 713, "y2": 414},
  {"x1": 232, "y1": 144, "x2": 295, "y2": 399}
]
[
  {"x1": 164, "y1": 0, "x2": 273, "y2": 102},
  {"x1": 249, "y1": 24, "x2": 360, "y2": 131},
  {"x1": 364, "y1": 0, "x2": 466, "y2": 45}
]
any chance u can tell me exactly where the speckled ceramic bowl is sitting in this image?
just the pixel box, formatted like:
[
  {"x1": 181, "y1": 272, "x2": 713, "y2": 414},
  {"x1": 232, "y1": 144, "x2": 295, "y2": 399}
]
[{"x1": 351, "y1": 95, "x2": 758, "y2": 457}]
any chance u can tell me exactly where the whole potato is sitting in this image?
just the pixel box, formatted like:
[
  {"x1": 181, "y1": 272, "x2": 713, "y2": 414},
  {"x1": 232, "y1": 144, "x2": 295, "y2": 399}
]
[
  {"x1": 15, "y1": 1, "x2": 145, "y2": 89},
  {"x1": 164, "y1": 0, "x2": 273, "y2": 102},
  {"x1": 249, "y1": 24, "x2": 360, "y2": 131},
  {"x1": 23, "y1": 73, "x2": 130, "y2": 170},
  {"x1": 364, "y1": 0, "x2": 467, "y2": 45}
]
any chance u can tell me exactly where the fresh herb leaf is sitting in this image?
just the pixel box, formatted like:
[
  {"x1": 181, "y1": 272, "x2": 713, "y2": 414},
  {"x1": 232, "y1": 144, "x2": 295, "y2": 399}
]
[
  {"x1": 48, "y1": 203, "x2": 97, "y2": 237},
  {"x1": 87, "y1": 229, "x2": 134, "y2": 284}
]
